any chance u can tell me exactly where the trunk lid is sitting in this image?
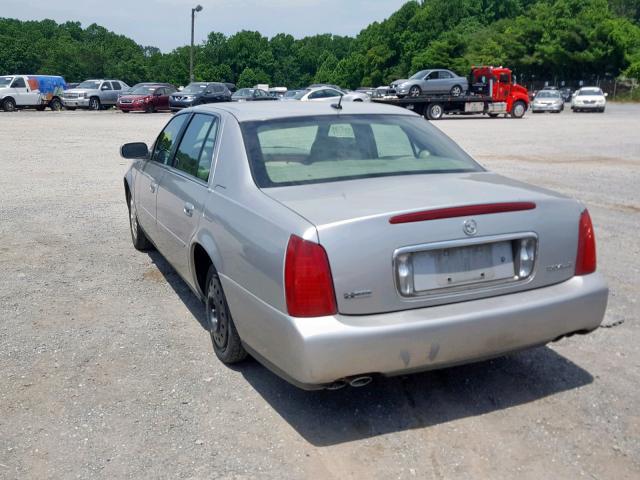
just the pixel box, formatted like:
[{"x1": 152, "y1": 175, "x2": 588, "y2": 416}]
[{"x1": 265, "y1": 172, "x2": 583, "y2": 315}]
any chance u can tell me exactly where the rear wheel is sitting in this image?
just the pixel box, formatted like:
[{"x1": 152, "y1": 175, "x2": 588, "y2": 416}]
[
  {"x1": 145, "y1": 104, "x2": 155, "y2": 113},
  {"x1": 510, "y1": 101, "x2": 526, "y2": 118},
  {"x1": 426, "y1": 102, "x2": 444, "y2": 120},
  {"x1": 128, "y1": 194, "x2": 152, "y2": 251},
  {"x1": 89, "y1": 97, "x2": 101, "y2": 111},
  {"x1": 2, "y1": 97, "x2": 16, "y2": 112},
  {"x1": 49, "y1": 98, "x2": 63, "y2": 111},
  {"x1": 450, "y1": 85, "x2": 463, "y2": 97},
  {"x1": 205, "y1": 267, "x2": 247, "y2": 364},
  {"x1": 409, "y1": 85, "x2": 421, "y2": 98}
]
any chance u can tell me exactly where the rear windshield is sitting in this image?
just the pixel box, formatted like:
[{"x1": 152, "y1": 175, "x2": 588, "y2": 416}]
[{"x1": 241, "y1": 115, "x2": 482, "y2": 187}]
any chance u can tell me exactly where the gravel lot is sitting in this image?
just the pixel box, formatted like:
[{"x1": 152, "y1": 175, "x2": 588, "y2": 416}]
[{"x1": 1, "y1": 104, "x2": 638, "y2": 479}]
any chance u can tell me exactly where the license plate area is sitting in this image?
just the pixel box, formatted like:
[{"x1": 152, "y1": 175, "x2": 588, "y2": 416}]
[
  {"x1": 394, "y1": 233, "x2": 537, "y2": 298},
  {"x1": 413, "y1": 241, "x2": 514, "y2": 291}
]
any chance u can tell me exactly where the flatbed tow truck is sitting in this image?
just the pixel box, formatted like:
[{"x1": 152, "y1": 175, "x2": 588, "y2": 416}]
[{"x1": 372, "y1": 66, "x2": 530, "y2": 120}]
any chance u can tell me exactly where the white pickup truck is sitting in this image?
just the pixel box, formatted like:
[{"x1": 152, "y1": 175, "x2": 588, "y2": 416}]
[{"x1": 0, "y1": 75, "x2": 67, "y2": 112}]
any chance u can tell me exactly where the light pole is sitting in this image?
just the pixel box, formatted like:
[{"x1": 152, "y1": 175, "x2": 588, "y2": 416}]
[{"x1": 190, "y1": 4, "x2": 203, "y2": 82}]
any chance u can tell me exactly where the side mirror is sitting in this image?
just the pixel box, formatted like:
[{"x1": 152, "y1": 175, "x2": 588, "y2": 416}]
[
  {"x1": 120, "y1": 142, "x2": 149, "y2": 159},
  {"x1": 604, "y1": 92, "x2": 608, "y2": 97}
]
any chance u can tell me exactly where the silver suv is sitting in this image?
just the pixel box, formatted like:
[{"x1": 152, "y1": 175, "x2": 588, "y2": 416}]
[{"x1": 62, "y1": 79, "x2": 130, "y2": 110}]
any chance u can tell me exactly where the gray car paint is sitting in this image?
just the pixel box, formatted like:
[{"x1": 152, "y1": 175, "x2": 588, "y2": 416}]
[
  {"x1": 123, "y1": 101, "x2": 608, "y2": 389},
  {"x1": 63, "y1": 79, "x2": 129, "y2": 108}
]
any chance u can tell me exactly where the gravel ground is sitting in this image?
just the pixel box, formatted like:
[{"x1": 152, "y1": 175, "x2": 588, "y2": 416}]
[{"x1": 0, "y1": 104, "x2": 638, "y2": 479}]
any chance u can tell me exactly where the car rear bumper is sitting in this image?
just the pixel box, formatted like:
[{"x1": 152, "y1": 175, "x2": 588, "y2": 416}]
[{"x1": 222, "y1": 273, "x2": 608, "y2": 389}]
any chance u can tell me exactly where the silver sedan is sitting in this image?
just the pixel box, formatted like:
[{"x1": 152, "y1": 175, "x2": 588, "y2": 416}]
[
  {"x1": 121, "y1": 102, "x2": 608, "y2": 390},
  {"x1": 392, "y1": 69, "x2": 469, "y2": 98},
  {"x1": 532, "y1": 90, "x2": 564, "y2": 113}
]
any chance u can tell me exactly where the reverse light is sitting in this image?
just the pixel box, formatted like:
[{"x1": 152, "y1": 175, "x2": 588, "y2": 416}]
[
  {"x1": 285, "y1": 235, "x2": 337, "y2": 317},
  {"x1": 575, "y1": 209, "x2": 597, "y2": 275},
  {"x1": 517, "y1": 238, "x2": 536, "y2": 278}
]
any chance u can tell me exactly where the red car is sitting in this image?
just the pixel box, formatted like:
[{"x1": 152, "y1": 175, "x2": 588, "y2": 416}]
[{"x1": 117, "y1": 83, "x2": 177, "y2": 113}]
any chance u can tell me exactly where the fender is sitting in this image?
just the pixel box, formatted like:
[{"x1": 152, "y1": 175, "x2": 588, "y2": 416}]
[{"x1": 189, "y1": 228, "x2": 224, "y2": 298}]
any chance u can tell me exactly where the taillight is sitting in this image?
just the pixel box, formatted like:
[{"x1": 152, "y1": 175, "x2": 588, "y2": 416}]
[
  {"x1": 285, "y1": 235, "x2": 337, "y2": 317},
  {"x1": 575, "y1": 209, "x2": 596, "y2": 275}
]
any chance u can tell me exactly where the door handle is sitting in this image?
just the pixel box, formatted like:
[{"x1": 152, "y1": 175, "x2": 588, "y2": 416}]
[
  {"x1": 183, "y1": 202, "x2": 194, "y2": 217},
  {"x1": 150, "y1": 182, "x2": 157, "y2": 193}
]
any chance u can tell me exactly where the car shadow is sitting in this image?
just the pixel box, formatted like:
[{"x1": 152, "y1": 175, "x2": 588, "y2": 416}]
[
  {"x1": 147, "y1": 250, "x2": 208, "y2": 331},
  {"x1": 147, "y1": 250, "x2": 594, "y2": 447},
  {"x1": 234, "y1": 347, "x2": 592, "y2": 446}
]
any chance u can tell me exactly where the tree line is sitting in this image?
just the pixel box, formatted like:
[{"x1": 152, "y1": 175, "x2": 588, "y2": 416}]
[{"x1": 1, "y1": 0, "x2": 639, "y2": 89}]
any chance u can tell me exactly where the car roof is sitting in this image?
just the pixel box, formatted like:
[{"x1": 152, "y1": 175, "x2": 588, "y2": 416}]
[{"x1": 189, "y1": 101, "x2": 418, "y2": 122}]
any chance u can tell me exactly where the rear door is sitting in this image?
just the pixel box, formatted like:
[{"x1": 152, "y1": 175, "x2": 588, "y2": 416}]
[
  {"x1": 134, "y1": 114, "x2": 190, "y2": 239},
  {"x1": 10, "y1": 77, "x2": 37, "y2": 106},
  {"x1": 155, "y1": 113, "x2": 220, "y2": 278}
]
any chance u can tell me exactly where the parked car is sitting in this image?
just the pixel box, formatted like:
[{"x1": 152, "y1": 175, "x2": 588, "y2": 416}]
[
  {"x1": 392, "y1": 69, "x2": 469, "y2": 98},
  {"x1": 62, "y1": 79, "x2": 130, "y2": 110},
  {"x1": 292, "y1": 87, "x2": 370, "y2": 102},
  {"x1": 0, "y1": 74, "x2": 67, "y2": 111},
  {"x1": 571, "y1": 87, "x2": 607, "y2": 112},
  {"x1": 531, "y1": 89, "x2": 564, "y2": 113},
  {"x1": 231, "y1": 88, "x2": 278, "y2": 102},
  {"x1": 117, "y1": 83, "x2": 177, "y2": 113},
  {"x1": 169, "y1": 82, "x2": 231, "y2": 112},
  {"x1": 120, "y1": 102, "x2": 608, "y2": 390}
]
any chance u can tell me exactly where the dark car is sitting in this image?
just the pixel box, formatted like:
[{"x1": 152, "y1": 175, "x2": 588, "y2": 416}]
[
  {"x1": 231, "y1": 88, "x2": 278, "y2": 102},
  {"x1": 117, "y1": 83, "x2": 177, "y2": 113},
  {"x1": 169, "y1": 82, "x2": 231, "y2": 112},
  {"x1": 561, "y1": 87, "x2": 573, "y2": 102}
]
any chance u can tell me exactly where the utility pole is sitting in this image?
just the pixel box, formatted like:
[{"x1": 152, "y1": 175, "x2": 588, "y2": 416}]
[{"x1": 190, "y1": 5, "x2": 203, "y2": 83}]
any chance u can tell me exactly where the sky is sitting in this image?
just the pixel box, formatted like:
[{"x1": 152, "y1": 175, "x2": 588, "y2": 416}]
[{"x1": 2, "y1": 0, "x2": 410, "y2": 51}]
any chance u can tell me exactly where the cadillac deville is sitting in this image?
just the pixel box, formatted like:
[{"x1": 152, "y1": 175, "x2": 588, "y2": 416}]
[{"x1": 120, "y1": 102, "x2": 608, "y2": 390}]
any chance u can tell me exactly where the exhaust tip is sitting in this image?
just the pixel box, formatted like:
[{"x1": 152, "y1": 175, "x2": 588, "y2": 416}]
[
  {"x1": 349, "y1": 376, "x2": 373, "y2": 388},
  {"x1": 325, "y1": 379, "x2": 348, "y2": 391}
]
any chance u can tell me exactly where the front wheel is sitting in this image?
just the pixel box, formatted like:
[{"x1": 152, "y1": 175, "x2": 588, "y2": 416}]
[
  {"x1": 2, "y1": 97, "x2": 16, "y2": 112},
  {"x1": 89, "y1": 97, "x2": 101, "y2": 111},
  {"x1": 409, "y1": 85, "x2": 421, "y2": 98},
  {"x1": 205, "y1": 267, "x2": 247, "y2": 364},
  {"x1": 128, "y1": 194, "x2": 153, "y2": 251},
  {"x1": 450, "y1": 85, "x2": 463, "y2": 97},
  {"x1": 510, "y1": 101, "x2": 526, "y2": 118}
]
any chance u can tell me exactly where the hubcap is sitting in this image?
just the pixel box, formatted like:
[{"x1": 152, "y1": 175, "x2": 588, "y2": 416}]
[
  {"x1": 129, "y1": 197, "x2": 138, "y2": 240},
  {"x1": 91, "y1": 99, "x2": 99, "y2": 110},
  {"x1": 410, "y1": 87, "x2": 420, "y2": 97},
  {"x1": 514, "y1": 104, "x2": 524, "y2": 116},
  {"x1": 452, "y1": 86, "x2": 461, "y2": 96},
  {"x1": 432, "y1": 106, "x2": 442, "y2": 118},
  {"x1": 207, "y1": 278, "x2": 228, "y2": 349}
]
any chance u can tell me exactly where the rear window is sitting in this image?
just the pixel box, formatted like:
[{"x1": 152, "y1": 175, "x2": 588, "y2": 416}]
[{"x1": 241, "y1": 115, "x2": 482, "y2": 187}]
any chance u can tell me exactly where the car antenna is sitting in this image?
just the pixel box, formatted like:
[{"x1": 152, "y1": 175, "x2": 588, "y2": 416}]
[{"x1": 331, "y1": 94, "x2": 343, "y2": 111}]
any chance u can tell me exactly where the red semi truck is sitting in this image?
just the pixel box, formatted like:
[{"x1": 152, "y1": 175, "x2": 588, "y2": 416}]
[{"x1": 372, "y1": 66, "x2": 530, "y2": 120}]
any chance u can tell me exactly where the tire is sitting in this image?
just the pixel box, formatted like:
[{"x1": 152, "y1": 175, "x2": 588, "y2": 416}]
[
  {"x1": 121, "y1": 110, "x2": 130, "y2": 113},
  {"x1": 409, "y1": 85, "x2": 421, "y2": 98},
  {"x1": 2, "y1": 97, "x2": 16, "y2": 112},
  {"x1": 128, "y1": 193, "x2": 153, "y2": 251},
  {"x1": 49, "y1": 98, "x2": 63, "y2": 111},
  {"x1": 65, "y1": 106, "x2": 76, "y2": 111},
  {"x1": 600, "y1": 107, "x2": 606, "y2": 113},
  {"x1": 450, "y1": 85, "x2": 463, "y2": 97},
  {"x1": 36, "y1": 105, "x2": 46, "y2": 111},
  {"x1": 488, "y1": 113, "x2": 499, "y2": 118},
  {"x1": 510, "y1": 101, "x2": 526, "y2": 118},
  {"x1": 205, "y1": 266, "x2": 247, "y2": 364},
  {"x1": 426, "y1": 102, "x2": 444, "y2": 120},
  {"x1": 144, "y1": 104, "x2": 155, "y2": 113},
  {"x1": 89, "y1": 97, "x2": 101, "y2": 111}
]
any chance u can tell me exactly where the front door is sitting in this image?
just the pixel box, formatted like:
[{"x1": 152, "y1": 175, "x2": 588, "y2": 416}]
[
  {"x1": 155, "y1": 113, "x2": 220, "y2": 279},
  {"x1": 133, "y1": 113, "x2": 190, "y2": 239}
]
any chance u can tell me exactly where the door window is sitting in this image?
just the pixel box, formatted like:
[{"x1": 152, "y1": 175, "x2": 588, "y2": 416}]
[
  {"x1": 111, "y1": 81, "x2": 122, "y2": 90},
  {"x1": 101, "y1": 82, "x2": 112, "y2": 91},
  {"x1": 151, "y1": 114, "x2": 189, "y2": 165},
  {"x1": 11, "y1": 77, "x2": 26, "y2": 88},
  {"x1": 439, "y1": 71, "x2": 453, "y2": 79},
  {"x1": 173, "y1": 114, "x2": 218, "y2": 182}
]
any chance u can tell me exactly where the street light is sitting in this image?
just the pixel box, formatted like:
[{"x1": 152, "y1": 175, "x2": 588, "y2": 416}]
[{"x1": 190, "y1": 4, "x2": 203, "y2": 82}]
